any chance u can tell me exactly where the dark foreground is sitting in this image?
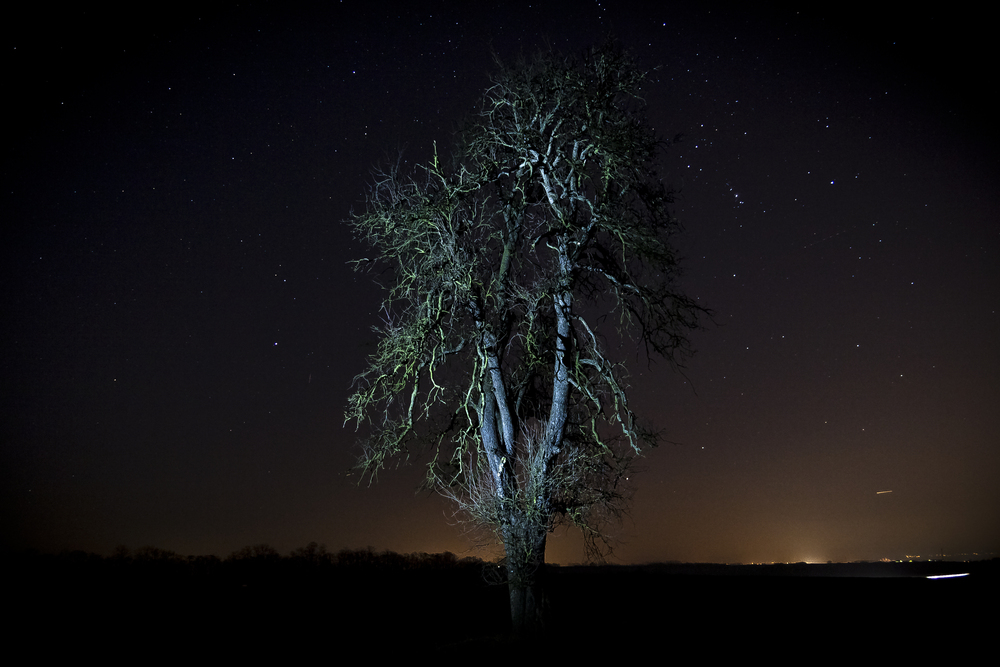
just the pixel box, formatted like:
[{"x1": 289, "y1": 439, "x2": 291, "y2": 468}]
[{"x1": 8, "y1": 550, "x2": 994, "y2": 659}]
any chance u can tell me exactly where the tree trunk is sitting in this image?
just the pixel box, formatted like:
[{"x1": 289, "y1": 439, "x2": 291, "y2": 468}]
[{"x1": 506, "y1": 524, "x2": 548, "y2": 636}]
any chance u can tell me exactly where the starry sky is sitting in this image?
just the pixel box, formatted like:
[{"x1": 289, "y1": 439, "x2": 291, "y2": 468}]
[{"x1": 3, "y1": 2, "x2": 997, "y2": 564}]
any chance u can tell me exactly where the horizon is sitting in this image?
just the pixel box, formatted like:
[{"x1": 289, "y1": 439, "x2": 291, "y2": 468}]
[{"x1": 8, "y1": 541, "x2": 995, "y2": 567}]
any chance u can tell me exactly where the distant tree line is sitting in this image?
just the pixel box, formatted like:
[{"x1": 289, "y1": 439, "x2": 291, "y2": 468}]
[
  {"x1": 8, "y1": 543, "x2": 483, "y2": 573},
  {"x1": 4, "y1": 543, "x2": 496, "y2": 598}
]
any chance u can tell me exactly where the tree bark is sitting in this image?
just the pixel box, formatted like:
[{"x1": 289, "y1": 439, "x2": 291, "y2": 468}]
[
  {"x1": 506, "y1": 281, "x2": 570, "y2": 636},
  {"x1": 506, "y1": 522, "x2": 547, "y2": 636}
]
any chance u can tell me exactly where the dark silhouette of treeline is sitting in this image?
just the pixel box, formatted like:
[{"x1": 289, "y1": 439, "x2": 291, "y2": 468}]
[
  {"x1": 11, "y1": 542, "x2": 994, "y2": 594},
  {"x1": 10, "y1": 541, "x2": 484, "y2": 573},
  {"x1": 6, "y1": 542, "x2": 496, "y2": 597}
]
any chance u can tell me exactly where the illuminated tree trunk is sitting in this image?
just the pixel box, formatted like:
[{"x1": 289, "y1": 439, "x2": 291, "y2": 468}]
[{"x1": 506, "y1": 285, "x2": 570, "y2": 635}]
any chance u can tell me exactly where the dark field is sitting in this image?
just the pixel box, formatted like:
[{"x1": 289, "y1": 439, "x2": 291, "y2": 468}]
[{"x1": 8, "y1": 550, "x2": 993, "y2": 660}]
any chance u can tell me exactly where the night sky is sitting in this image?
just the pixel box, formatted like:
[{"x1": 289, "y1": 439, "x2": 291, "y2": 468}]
[{"x1": 3, "y1": 2, "x2": 997, "y2": 565}]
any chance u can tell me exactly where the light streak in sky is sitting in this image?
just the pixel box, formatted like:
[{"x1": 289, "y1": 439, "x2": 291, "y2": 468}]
[{"x1": 876, "y1": 490, "x2": 893, "y2": 494}]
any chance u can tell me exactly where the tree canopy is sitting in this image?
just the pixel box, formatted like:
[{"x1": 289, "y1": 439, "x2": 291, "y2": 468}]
[{"x1": 345, "y1": 42, "x2": 706, "y2": 632}]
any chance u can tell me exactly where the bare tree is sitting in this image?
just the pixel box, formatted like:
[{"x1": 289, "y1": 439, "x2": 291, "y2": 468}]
[{"x1": 345, "y1": 42, "x2": 706, "y2": 634}]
